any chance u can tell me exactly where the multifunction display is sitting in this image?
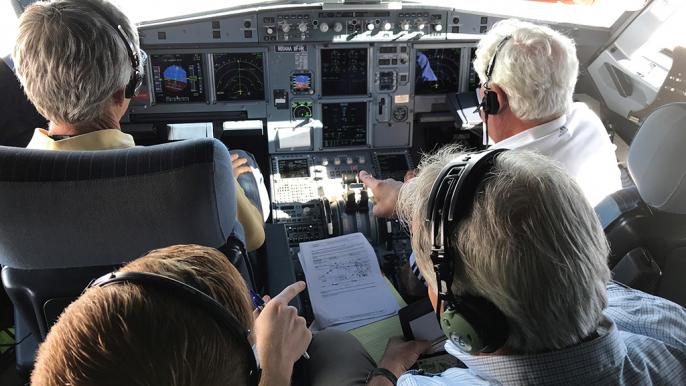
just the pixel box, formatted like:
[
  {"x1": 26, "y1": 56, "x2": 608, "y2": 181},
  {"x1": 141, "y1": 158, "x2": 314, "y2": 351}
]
[
  {"x1": 322, "y1": 102, "x2": 367, "y2": 148},
  {"x1": 213, "y1": 52, "x2": 265, "y2": 101},
  {"x1": 414, "y1": 48, "x2": 461, "y2": 95},
  {"x1": 151, "y1": 53, "x2": 205, "y2": 103},
  {"x1": 321, "y1": 48, "x2": 368, "y2": 96},
  {"x1": 376, "y1": 153, "x2": 409, "y2": 181},
  {"x1": 278, "y1": 159, "x2": 310, "y2": 178}
]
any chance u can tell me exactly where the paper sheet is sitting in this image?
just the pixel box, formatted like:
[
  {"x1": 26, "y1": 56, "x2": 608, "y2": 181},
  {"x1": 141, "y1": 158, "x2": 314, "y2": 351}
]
[
  {"x1": 298, "y1": 233, "x2": 399, "y2": 330},
  {"x1": 277, "y1": 126, "x2": 311, "y2": 149}
]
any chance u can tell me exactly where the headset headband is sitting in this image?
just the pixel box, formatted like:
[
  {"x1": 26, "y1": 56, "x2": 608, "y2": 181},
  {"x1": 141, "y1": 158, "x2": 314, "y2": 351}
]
[
  {"x1": 86, "y1": 4, "x2": 144, "y2": 98},
  {"x1": 484, "y1": 35, "x2": 512, "y2": 84},
  {"x1": 90, "y1": 271, "x2": 260, "y2": 385}
]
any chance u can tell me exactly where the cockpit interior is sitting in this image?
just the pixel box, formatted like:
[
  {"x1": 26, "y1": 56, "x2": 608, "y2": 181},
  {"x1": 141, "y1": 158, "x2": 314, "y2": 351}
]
[{"x1": 1, "y1": 0, "x2": 685, "y2": 383}]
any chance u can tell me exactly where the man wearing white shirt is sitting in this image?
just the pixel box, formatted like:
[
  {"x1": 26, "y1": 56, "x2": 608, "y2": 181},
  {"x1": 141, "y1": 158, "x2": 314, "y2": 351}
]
[
  {"x1": 360, "y1": 19, "x2": 622, "y2": 215},
  {"x1": 365, "y1": 148, "x2": 686, "y2": 386}
]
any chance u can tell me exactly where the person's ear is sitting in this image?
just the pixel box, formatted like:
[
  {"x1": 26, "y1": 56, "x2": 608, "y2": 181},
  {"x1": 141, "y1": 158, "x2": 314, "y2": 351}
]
[
  {"x1": 489, "y1": 83, "x2": 508, "y2": 112},
  {"x1": 112, "y1": 88, "x2": 127, "y2": 106}
]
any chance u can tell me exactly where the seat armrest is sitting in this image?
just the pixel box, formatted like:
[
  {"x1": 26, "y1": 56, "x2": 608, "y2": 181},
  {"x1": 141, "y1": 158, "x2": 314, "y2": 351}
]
[{"x1": 262, "y1": 224, "x2": 301, "y2": 311}]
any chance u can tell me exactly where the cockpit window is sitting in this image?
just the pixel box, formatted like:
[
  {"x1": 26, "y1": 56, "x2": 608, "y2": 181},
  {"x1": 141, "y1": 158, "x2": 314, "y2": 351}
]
[{"x1": 109, "y1": 0, "x2": 644, "y2": 26}]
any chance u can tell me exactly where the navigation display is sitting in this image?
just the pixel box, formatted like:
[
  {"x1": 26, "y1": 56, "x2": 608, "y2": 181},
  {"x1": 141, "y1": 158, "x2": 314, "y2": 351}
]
[
  {"x1": 213, "y1": 52, "x2": 265, "y2": 101},
  {"x1": 151, "y1": 53, "x2": 205, "y2": 103},
  {"x1": 321, "y1": 48, "x2": 368, "y2": 96},
  {"x1": 322, "y1": 102, "x2": 367, "y2": 148},
  {"x1": 278, "y1": 159, "x2": 310, "y2": 178},
  {"x1": 415, "y1": 48, "x2": 461, "y2": 95}
]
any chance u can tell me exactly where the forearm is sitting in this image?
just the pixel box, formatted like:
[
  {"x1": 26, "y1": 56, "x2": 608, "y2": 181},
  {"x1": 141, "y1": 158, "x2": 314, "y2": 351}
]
[{"x1": 235, "y1": 184, "x2": 266, "y2": 251}]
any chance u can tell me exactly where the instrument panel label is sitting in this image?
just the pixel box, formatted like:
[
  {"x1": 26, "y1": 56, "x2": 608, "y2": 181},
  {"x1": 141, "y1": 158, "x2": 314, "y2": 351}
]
[{"x1": 276, "y1": 45, "x2": 307, "y2": 53}]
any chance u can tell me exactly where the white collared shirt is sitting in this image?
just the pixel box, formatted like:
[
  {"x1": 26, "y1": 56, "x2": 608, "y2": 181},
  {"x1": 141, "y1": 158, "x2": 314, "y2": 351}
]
[{"x1": 491, "y1": 102, "x2": 622, "y2": 207}]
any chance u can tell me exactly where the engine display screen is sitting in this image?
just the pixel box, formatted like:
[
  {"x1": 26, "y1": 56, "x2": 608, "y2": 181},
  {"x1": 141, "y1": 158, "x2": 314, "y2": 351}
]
[
  {"x1": 151, "y1": 53, "x2": 205, "y2": 103},
  {"x1": 213, "y1": 52, "x2": 265, "y2": 101},
  {"x1": 322, "y1": 102, "x2": 367, "y2": 148},
  {"x1": 278, "y1": 159, "x2": 310, "y2": 178},
  {"x1": 415, "y1": 48, "x2": 462, "y2": 95},
  {"x1": 291, "y1": 72, "x2": 313, "y2": 94},
  {"x1": 321, "y1": 48, "x2": 368, "y2": 96}
]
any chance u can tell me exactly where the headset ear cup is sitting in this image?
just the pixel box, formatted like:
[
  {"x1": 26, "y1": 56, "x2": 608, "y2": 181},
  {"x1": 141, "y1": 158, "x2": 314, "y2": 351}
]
[
  {"x1": 483, "y1": 90, "x2": 500, "y2": 115},
  {"x1": 440, "y1": 306, "x2": 485, "y2": 354}
]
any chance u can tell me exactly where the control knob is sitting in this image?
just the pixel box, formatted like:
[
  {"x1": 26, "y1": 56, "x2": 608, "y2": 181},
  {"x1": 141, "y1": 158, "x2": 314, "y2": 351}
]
[
  {"x1": 320, "y1": 22, "x2": 329, "y2": 32},
  {"x1": 434, "y1": 24, "x2": 443, "y2": 32},
  {"x1": 298, "y1": 22, "x2": 308, "y2": 33},
  {"x1": 281, "y1": 23, "x2": 290, "y2": 33},
  {"x1": 333, "y1": 22, "x2": 343, "y2": 33},
  {"x1": 266, "y1": 27, "x2": 274, "y2": 35},
  {"x1": 383, "y1": 22, "x2": 392, "y2": 31},
  {"x1": 322, "y1": 158, "x2": 329, "y2": 166},
  {"x1": 367, "y1": 23, "x2": 375, "y2": 31},
  {"x1": 401, "y1": 20, "x2": 411, "y2": 31},
  {"x1": 417, "y1": 23, "x2": 426, "y2": 30}
]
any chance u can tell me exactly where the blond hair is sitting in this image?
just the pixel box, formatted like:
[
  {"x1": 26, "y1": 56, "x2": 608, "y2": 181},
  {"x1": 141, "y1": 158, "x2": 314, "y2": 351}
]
[{"x1": 31, "y1": 245, "x2": 254, "y2": 386}]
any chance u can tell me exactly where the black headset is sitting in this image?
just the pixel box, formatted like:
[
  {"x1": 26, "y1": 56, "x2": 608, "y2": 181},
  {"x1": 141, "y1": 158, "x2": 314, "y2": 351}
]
[
  {"x1": 425, "y1": 148, "x2": 509, "y2": 354},
  {"x1": 90, "y1": 271, "x2": 261, "y2": 385},
  {"x1": 480, "y1": 35, "x2": 512, "y2": 116},
  {"x1": 87, "y1": 4, "x2": 145, "y2": 98}
]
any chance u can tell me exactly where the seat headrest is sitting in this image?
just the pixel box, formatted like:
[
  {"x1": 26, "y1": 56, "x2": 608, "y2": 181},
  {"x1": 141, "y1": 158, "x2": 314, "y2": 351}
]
[
  {"x1": 628, "y1": 102, "x2": 686, "y2": 214},
  {"x1": 0, "y1": 138, "x2": 237, "y2": 269}
]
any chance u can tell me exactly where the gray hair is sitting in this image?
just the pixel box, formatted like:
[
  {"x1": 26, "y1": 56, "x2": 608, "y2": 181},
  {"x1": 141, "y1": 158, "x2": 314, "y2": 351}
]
[
  {"x1": 13, "y1": 0, "x2": 141, "y2": 128},
  {"x1": 397, "y1": 146, "x2": 610, "y2": 353},
  {"x1": 472, "y1": 19, "x2": 578, "y2": 121}
]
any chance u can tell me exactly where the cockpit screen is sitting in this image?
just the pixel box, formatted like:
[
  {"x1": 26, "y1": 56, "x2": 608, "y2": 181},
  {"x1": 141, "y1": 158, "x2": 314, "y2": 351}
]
[
  {"x1": 468, "y1": 48, "x2": 481, "y2": 91},
  {"x1": 376, "y1": 153, "x2": 409, "y2": 181},
  {"x1": 415, "y1": 48, "x2": 461, "y2": 95},
  {"x1": 291, "y1": 72, "x2": 313, "y2": 95},
  {"x1": 213, "y1": 52, "x2": 265, "y2": 101},
  {"x1": 151, "y1": 54, "x2": 205, "y2": 103},
  {"x1": 321, "y1": 48, "x2": 368, "y2": 96},
  {"x1": 322, "y1": 102, "x2": 367, "y2": 148},
  {"x1": 278, "y1": 159, "x2": 310, "y2": 178}
]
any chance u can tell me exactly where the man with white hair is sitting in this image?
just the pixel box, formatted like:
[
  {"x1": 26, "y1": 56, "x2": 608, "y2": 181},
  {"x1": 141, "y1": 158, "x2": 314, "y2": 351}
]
[
  {"x1": 12, "y1": 0, "x2": 265, "y2": 251},
  {"x1": 361, "y1": 19, "x2": 622, "y2": 215},
  {"x1": 364, "y1": 146, "x2": 686, "y2": 385}
]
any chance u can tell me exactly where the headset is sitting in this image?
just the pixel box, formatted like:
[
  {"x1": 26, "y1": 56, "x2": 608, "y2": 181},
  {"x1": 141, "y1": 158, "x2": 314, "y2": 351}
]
[
  {"x1": 89, "y1": 271, "x2": 261, "y2": 385},
  {"x1": 425, "y1": 148, "x2": 509, "y2": 354},
  {"x1": 479, "y1": 36, "x2": 512, "y2": 145},
  {"x1": 87, "y1": 4, "x2": 146, "y2": 98}
]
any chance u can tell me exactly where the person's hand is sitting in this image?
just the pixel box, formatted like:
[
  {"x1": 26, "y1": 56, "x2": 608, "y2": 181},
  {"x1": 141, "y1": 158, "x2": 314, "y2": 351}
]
[
  {"x1": 403, "y1": 169, "x2": 417, "y2": 182},
  {"x1": 254, "y1": 282, "x2": 311, "y2": 384},
  {"x1": 358, "y1": 171, "x2": 404, "y2": 218},
  {"x1": 231, "y1": 153, "x2": 252, "y2": 177},
  {"x1": 372, "y1": 337, "x2": 431, "y2": 383}
]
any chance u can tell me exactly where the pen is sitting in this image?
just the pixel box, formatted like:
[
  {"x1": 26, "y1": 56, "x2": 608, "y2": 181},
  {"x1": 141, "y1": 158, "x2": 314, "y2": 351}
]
[
  {"x1": 250, "y1": 288, "x2": 265, "y2": 311},
  {"x1": 250, "y1": 288, "x2": 311, "y2": 360}
]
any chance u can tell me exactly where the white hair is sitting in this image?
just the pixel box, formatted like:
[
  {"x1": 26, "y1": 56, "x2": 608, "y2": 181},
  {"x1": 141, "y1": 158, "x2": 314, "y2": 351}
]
[
  {"x1": 473, "y1": 19, "x2": 579, "y2": 121},
  {"x1": 397, "y1": 146, "x2": 610, "y2": 353},
  {"x1": 13, "y1": 0, "x2": 141, "y2": 129}
]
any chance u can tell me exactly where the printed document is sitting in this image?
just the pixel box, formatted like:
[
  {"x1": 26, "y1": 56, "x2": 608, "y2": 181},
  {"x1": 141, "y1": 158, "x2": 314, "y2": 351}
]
[{"x1": 298, "y1": 233, "x2": 399, "y2": 330}]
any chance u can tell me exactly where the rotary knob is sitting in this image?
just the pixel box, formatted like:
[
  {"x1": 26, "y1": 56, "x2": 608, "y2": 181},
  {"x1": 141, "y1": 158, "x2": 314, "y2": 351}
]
[
  {"x1": 333, "y1": 22, "x2": 343, "y2": 33},
  {"x1": 434, "y1": 24, "x2": 443, "y2": 32},
  {"x1": 417, "y1": 23, "x2": 426, "y2": 30},
  {"x1": 298, "y1": 22, "x2": 308, "y2": 33},
  {"x1": 281, "y1": 23, "x2": 290, "y2": 33},
  {"x1": 383, "y1": 22, "x2": 392, "y2": 31},
  {"x1": 320, "y1": 22, "x2": 329, "y2": 32},
  {"x1": 401, "y1": 20, "x2": 411, "y2": 31},
  {"x1": 367, "y1": 23, "x2": 375, "y2": 31},
  {"x1": 266, "y1": 27, "x2": 274, "y2": 35}
]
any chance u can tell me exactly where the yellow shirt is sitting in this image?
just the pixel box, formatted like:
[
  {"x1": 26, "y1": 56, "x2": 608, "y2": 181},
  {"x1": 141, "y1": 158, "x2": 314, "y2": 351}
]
[{"x1": 27, "y1": 128, "x2": 266, "y2": 251}]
